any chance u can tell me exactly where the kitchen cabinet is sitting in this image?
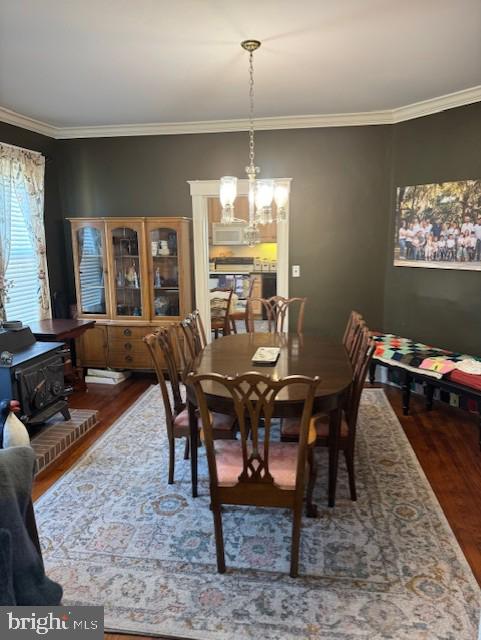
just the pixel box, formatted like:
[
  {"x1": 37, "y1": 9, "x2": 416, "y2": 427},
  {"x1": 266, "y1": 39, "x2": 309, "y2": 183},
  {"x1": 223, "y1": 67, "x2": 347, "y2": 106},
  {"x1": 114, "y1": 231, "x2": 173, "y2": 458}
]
[{"x1": 207, "y1": 197, "x2": 277, "y2": 242}]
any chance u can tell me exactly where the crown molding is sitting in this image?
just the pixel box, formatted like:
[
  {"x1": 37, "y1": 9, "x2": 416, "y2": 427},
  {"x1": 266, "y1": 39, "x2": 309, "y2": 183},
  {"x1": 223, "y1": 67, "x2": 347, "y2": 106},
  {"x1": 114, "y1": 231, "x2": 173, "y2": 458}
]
[
  {"x1": 55, "y1": 110, "x2": 394, "y2": 139},
  {"x1": 0, "y1": 105, "x2": 59, "y2": 138},
  {"x1": 390, "y1": 84, "x2": 481, "y2": 123},
  {"x1": 1, "y1": 85, "x2": 480, "y2": 140}
]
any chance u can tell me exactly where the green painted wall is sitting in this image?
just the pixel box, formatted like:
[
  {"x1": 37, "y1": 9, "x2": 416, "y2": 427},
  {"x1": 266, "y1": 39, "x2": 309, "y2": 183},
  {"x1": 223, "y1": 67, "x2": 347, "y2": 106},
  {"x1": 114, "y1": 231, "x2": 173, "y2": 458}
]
[
  {"x1": 2, "y1": 101, "x2": 480, "y2": 352},
  {"x1": 384, "y1": 102, "x2": 481, "y2": 356},
  {"x1": 56, "y1": 127, "x2": 391, "y2": 337}
]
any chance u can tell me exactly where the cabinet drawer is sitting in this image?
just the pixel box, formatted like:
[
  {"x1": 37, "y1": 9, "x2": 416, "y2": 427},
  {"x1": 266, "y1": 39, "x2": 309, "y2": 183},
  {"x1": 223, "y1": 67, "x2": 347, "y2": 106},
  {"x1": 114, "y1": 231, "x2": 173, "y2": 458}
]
[
  {"x1": 108, "y1": 350, "x2": 153, "y2": 369},
  {"x1": 108, "y1": 326, "x2": 153, "y2": 340},
  {"x1": 109, "y1": 340, "x2": 151, "y2": 356}
]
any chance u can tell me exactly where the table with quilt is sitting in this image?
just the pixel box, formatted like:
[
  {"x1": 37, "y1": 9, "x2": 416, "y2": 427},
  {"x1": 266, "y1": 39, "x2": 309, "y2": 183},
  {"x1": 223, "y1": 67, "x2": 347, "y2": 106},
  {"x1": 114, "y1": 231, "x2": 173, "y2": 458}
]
[
  {"x1": 370, "y1": 333, "x2": 481, "y2": 449},
  {"x1": 371, "y1": 334, "x2": 481, "y2": 389}
]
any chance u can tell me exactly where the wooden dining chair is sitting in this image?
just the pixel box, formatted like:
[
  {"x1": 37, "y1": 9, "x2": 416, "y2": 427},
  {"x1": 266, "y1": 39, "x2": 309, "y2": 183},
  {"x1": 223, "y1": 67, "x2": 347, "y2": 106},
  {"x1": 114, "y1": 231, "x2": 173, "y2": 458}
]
[
  {"x1": 176, "y1": 321, "x2": 196, "y2": 384},
  {"x1": 229, "y1": 277, "x2": 256, "y2": 334},
  {"x1": 281, "y1": 325, "x2": 375, "y2": 503},
  {"x1": 187, "y1": 371, "x2": 320, "y2": 578},
  {"x1": 210, "y1": 288, "x2": 234, "y2": 339},
  {"x1": 245, "y1": 295, "x2": 307, "y2": 334},
  {"x1": 191, "y1": 309, "x2": 207, "y2": 350},
  {"x1": 180, "y1": 312, "x2": 205, "y2": 360},
  {"x1": 343, "y1": 310, "x2": 364, "y2": 361},
  {"x1": 143, "y1": 327, "x2": 236, "y2": 484}
]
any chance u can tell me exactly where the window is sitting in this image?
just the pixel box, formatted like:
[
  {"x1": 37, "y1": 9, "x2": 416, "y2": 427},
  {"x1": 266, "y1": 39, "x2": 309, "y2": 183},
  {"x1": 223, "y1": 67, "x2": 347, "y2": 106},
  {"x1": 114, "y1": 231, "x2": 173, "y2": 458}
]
[
  {"x1": 0, "y1": 142, "x2": 49, "y2": 325},
  {"x1": 4, "y1": 181, "x2": 41, "y2": 324}
]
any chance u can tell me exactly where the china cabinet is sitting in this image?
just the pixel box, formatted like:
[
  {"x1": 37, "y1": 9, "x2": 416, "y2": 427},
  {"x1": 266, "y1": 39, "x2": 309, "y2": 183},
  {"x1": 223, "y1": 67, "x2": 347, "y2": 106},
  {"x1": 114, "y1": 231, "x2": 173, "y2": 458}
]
[{"x1": 69, "y1": 217, "x2": 193, "y2": 369}]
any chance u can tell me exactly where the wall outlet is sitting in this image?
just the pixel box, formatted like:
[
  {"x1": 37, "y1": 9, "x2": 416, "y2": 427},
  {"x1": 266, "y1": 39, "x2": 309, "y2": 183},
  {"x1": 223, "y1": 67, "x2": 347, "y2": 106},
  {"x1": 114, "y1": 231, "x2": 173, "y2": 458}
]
[{"x1": 292, "y1": 265, "x2": 300, "y2": 277}]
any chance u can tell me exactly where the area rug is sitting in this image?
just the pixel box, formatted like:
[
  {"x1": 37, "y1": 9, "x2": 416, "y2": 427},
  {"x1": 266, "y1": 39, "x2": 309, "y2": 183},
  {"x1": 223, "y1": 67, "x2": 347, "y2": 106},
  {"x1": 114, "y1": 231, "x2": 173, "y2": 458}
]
[{"x1": 34, "y1": 386, "x2": 481, "y2": 639}]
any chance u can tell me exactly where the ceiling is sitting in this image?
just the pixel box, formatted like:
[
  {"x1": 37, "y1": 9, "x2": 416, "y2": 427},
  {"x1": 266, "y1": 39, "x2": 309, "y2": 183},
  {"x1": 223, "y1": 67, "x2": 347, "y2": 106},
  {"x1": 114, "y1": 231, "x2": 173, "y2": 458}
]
[{"x1": 1, "y1": 0, "x2": 481, "y2": 134}]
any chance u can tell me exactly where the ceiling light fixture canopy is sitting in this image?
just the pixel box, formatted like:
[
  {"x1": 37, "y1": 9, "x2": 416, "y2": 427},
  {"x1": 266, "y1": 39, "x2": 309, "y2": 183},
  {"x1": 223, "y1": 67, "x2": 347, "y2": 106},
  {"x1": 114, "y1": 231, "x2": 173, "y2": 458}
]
[{"x1": 219, "y1": 39, "x2": 289, "y2": 246}]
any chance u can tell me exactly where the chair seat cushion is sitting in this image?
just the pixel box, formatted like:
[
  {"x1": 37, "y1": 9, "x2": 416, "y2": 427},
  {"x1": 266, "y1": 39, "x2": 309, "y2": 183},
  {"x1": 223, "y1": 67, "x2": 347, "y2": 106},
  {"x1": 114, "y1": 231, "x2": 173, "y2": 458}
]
[
  {"x1": 173, "y1": 409, "x2": 235, "y2": 437},
  {"x1": 173, "y1": 408, "x2": 191, "y2": 434},
  {"x1": 229, "y1": 309, "x2": 246, "y2": 319},
  {"x1": 281, "y1": 414, "x2": 349, "y2": 443},
  {"x1": 213, "y1": 440, "x2": 298, "y2": 490}
]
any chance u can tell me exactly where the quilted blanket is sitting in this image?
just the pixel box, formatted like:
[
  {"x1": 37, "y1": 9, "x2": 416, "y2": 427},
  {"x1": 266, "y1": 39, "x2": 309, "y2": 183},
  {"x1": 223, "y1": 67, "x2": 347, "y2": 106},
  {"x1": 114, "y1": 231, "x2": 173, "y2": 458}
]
[{"x1": 372, "y1": 334, "x2": 481, "y2": 381}]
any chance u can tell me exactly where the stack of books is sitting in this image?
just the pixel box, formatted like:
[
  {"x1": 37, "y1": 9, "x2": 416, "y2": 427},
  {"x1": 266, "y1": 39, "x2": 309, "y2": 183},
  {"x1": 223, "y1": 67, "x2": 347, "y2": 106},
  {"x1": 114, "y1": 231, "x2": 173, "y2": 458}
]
[{"x1": 85, "y1": 369, "x2": 131, "y2": 385}]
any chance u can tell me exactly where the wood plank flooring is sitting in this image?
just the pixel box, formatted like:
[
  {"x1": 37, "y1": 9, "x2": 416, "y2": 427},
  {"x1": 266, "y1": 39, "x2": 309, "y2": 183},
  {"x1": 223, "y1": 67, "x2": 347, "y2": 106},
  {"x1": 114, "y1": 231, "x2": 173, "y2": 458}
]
[
  {"x1": 32, "y1": 377, "x2": 481, "y2": 640},
  {"x1": 32, "y1": 375, "x2": 154, "y2": 501}
]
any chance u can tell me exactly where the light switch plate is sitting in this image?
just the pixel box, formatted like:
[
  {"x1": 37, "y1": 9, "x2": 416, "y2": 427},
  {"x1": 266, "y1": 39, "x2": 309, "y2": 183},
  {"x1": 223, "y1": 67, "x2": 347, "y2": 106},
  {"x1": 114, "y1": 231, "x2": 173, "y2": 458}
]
[{"x1": 292, "y1": 265, "x2": 300, "y2": 277}]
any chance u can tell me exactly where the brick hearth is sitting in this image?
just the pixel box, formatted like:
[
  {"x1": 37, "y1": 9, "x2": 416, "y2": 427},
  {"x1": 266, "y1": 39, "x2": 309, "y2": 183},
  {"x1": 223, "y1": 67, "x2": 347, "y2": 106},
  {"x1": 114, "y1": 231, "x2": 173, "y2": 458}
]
[{"x1": 30, "y1": 409, "x2": 99, "y2": 476}]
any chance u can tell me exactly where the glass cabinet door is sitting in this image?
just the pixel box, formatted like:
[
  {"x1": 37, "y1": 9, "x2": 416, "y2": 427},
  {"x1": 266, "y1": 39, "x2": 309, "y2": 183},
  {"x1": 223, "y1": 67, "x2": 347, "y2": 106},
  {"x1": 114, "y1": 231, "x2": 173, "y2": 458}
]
[
  {"x1": 76, "y1": 225, "x2": 108, "y2": 315},
  {"x1": 110, "y1": 226, "x2": 144, "y2": 318},
  {"x1": 149, "y1": 227, "x2": 180, "y2": 317}
]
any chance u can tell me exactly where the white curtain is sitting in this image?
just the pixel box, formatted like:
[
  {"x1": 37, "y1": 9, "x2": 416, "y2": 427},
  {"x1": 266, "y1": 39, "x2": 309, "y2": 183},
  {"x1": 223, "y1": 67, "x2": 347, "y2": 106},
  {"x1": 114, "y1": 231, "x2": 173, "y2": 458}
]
[
  {"x1": 0, "y1": 142, "x2": 50, "y2": 321},
  {"x1": 0, "y1": 146, "x2": 13, "y2": 321}
]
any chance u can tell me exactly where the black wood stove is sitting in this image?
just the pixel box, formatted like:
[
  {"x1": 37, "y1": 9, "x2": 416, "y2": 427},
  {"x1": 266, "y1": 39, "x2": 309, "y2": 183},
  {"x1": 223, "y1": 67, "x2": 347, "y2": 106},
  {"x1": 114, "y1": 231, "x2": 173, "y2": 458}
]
[{"x1": 0, "y1": 326, "x2": 72, "y2": 426}]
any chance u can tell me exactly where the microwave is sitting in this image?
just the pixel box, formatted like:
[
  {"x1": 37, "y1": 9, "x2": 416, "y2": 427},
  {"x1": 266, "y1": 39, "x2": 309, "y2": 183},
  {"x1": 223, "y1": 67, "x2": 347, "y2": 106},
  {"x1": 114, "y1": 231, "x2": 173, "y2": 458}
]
[{"x1": 212, "y1": 223, "x2": 246, "y2": 245}]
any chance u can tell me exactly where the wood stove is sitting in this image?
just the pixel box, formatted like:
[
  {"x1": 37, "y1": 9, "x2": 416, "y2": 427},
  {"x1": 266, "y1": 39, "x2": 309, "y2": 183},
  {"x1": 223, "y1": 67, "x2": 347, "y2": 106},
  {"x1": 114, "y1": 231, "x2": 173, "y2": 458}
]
[{"x1": 0, "y1": 326, "x2": 72, "y2": 426}]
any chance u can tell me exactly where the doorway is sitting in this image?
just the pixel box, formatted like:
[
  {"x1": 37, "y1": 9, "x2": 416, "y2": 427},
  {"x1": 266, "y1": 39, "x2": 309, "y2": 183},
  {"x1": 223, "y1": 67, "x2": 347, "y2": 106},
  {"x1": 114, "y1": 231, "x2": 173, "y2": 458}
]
[{"x1": 188, "y1": 179, "x2": 290, "y2": 341}]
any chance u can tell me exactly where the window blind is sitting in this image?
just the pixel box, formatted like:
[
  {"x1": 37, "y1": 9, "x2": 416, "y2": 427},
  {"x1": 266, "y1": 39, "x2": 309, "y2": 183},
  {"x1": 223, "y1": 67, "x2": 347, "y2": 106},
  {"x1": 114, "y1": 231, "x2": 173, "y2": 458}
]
[
  {"x1": 4, "y1": 181, "x2": 41, "y2": 324},
  {"x1": 78, "y1": 227, "x2": 106, "y2": 313}
]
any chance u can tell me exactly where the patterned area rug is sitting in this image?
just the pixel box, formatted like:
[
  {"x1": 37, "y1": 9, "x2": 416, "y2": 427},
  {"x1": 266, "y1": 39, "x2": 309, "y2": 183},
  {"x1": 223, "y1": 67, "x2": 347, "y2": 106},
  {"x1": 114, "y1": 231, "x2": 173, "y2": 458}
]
[{"x1": 34, "y1": 386, "x2": 480, "y2": 639}]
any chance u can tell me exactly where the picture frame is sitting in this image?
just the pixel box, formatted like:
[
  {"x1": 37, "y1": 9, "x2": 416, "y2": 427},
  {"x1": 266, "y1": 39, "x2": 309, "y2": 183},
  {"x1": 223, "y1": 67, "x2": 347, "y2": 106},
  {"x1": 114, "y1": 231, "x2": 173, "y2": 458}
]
[{"x1": 394, "y1": 179, "x2": 481, "y2": 271}]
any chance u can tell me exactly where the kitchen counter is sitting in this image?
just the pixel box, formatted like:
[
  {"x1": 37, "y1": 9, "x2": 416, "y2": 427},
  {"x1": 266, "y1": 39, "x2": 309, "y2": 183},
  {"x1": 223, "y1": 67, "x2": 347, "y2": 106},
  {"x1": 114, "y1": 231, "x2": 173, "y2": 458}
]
[{"x1": 209, "y1": 270, "x2": 277, "y2": 275}]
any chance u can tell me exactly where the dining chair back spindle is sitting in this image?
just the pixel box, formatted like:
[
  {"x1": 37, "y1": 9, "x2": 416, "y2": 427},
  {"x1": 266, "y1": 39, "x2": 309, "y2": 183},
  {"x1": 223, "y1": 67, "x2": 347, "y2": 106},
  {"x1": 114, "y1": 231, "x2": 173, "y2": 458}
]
[
  {"x1": 187, "y1": 371, "x2": 320, "y2": 577},
  {"x1": 210, "y1": 288, "x2": 234, "y2": 339},
  {"x1": 346, "y1": 326, "x2": 375, "y2": 442},
  {"x1": 342, "y1": 310, "x2": 364, "y2": 361},
  {"x1": 191, "y1": 309, "x2": 207, "y2": 349},
  {"x1": 144, "y1": 328, "x2": 187, "y2": 484},
  {"x1": 145, "y1": 326, "x2": 237, "y2": 485},
  {"x1": 245, "y1": 296, "x2": 307, "y2": 334},
  {"x1": 176, "y1": 322, "x2": 195, "y2": 383},
  {"x1": 179, "y1": 313, "x2": 201, "y2": 358},
  {"x1": 229, "y1": 277, "x2": 256, "y2": 334},
  {"x1": 281, "y1": 324, "x2": 375, "y2": 504}
]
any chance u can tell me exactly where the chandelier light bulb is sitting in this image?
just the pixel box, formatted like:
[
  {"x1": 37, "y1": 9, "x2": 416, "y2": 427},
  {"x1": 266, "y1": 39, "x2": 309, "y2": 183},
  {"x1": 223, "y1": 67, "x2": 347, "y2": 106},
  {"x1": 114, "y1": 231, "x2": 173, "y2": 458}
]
[
  {"x1": 220, "y1": 176, "x2": 237, "y2": 223},
  {"x1": 255, "y1": 179, "x2": 274, "y2": 209},
  {"x1": 274, "y1": 180, "x2": 290, "y2": 221},
  {"x1": 255, "y1": 179, "x2": 274, "y2": 225}
]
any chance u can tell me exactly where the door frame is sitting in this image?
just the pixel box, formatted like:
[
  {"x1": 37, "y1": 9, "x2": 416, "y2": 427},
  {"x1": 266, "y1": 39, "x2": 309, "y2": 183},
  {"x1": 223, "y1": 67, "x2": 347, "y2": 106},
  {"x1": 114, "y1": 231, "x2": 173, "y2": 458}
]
[{"x1": 188, "y1": 179, "x2": 291, "y2": 342}]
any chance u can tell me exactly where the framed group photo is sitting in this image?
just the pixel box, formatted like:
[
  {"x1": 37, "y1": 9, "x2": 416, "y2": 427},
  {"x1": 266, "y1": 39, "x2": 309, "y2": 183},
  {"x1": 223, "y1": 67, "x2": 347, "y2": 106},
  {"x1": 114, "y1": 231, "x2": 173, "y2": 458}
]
[{"x1": 394, "y1": 179, "x2": 481, "y2": 271}]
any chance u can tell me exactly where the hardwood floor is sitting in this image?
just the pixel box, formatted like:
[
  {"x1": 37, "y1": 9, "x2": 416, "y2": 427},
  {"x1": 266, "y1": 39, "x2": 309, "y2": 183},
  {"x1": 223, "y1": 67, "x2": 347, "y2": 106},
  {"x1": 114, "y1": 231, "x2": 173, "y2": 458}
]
[
  {"x1": 32, "y1": 377, "x2": 481, "y2": 640},
  {"x1": 32, "y1": 375, "x2": 154, "y2": 501},
  {"x1": 381, "y1": 385, "x2": 481, "y2": 587}
]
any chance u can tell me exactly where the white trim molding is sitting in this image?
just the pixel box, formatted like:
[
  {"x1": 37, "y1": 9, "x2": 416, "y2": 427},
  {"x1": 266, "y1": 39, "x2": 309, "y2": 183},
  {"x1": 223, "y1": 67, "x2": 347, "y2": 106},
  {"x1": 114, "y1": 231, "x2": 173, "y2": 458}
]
[
  {"x1": 1, "y1": 85, "x2": 481, "y2": 140},
  {"x1": 0, "y1": 105, "x2": 59, "y2": 138},
  {"x1": 188, "y1": 179, "x2": 291, "y2": 342},
  {"x1": 391, "y1": 85, "x2": 481, "y2": 123}
]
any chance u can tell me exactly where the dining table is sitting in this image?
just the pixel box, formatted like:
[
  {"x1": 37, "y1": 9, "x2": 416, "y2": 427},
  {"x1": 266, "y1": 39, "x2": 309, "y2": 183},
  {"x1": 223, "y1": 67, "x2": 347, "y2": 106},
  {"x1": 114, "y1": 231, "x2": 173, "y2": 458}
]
[{"x1": 186, "y1": 332, "x2": 353, "y2": 507}]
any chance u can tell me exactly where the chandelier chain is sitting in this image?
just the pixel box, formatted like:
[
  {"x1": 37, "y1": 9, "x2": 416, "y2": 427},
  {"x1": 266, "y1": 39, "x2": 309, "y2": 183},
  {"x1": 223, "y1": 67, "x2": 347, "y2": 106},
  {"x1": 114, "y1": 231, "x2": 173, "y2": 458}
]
[
  {"x1": 219, "y1": 39, "x2": 288, "y2": 244},
  {"x1": 248, "y1": 50, "x2": 255, "y2": 170}
]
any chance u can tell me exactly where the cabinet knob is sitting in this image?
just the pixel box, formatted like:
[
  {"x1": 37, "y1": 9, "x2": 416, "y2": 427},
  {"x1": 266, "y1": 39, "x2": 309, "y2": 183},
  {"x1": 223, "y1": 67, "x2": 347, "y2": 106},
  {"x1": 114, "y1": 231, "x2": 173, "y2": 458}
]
[
  {"x1": 124, "y1": 328, "x2": 132, "y2": 336},
  {"x1": 124, "y1": 342, "x2": 132, "y2": 350},
  {"x1": 125, "y1": 355, "x2": 133, "y2": 363}
]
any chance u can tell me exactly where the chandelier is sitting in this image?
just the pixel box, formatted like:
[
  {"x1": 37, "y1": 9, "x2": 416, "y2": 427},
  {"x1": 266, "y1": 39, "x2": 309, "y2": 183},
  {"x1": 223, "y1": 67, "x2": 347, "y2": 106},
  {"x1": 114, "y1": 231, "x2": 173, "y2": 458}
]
[{"x1": 219, "y1": 39, "x2": 290, "y2": 246}]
